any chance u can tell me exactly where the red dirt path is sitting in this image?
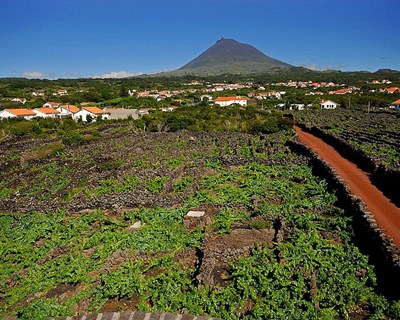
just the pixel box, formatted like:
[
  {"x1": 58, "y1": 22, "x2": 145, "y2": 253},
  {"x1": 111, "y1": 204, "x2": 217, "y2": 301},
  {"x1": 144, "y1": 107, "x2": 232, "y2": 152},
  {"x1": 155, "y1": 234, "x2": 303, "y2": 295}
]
[{"x1": 294, "y1": 126, "x2": 400, "y2": 247}]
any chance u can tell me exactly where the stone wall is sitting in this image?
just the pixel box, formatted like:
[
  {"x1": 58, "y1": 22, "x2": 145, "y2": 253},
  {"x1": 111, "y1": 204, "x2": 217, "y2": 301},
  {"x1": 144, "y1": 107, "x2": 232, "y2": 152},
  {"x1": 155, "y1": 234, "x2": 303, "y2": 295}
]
[{"x1": 287, "y1": 138, "x2": 400, "y2": 299}]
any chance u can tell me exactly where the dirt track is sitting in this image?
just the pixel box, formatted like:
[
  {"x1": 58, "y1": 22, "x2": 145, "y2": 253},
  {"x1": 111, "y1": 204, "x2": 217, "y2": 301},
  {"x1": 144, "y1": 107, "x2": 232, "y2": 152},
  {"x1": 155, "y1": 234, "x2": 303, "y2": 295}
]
[{"x1": 294, "y1": 126, "x2": 400, "y2": 247}]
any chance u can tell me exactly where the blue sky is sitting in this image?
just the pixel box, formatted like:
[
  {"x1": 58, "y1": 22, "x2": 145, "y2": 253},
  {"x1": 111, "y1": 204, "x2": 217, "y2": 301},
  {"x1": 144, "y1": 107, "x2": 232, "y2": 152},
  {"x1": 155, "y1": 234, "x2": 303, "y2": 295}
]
[{"x1": 1, "y1": 0, "x2": 399, "y2": 79}]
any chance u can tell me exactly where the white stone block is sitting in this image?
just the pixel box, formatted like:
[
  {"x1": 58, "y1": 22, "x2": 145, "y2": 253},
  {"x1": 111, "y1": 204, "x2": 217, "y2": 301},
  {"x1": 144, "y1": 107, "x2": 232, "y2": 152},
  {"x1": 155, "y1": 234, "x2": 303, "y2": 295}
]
[{"x1": 186, "y1": 211, "x2": 205, "y2": 217}]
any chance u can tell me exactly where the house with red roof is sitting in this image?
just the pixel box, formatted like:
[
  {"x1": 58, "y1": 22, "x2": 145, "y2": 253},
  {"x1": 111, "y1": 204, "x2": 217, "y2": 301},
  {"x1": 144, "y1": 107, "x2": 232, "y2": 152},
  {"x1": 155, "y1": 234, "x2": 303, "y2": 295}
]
[
  {"x1": 43, "y1": 102, "x2": 60, "y2": 109},
  {"x1": 391, "y1": 99, "x2": 400, "y2": 111},
  {"x1": 73, "y1": 106, "x2": 109, "y2": 122},
  {"x1": 214, "y1": 96, "x2": 249, "y2": 107},
  {"x1": 56, "y1": 104, "x2": 80, "y2": 117},
  {"x1": 255, "y1": 91, "x2": 282, "y2": 100},
  {"x1": 57, "y1": 89, "x2": 68, "y2": 96},
  {"x1": 33, "y1": 107, "x2": 60, "y2": 118},
  {"x1": 138, "y1": 108, "x2": 156, "y2": 117},
  {"x1": 329, "y1": 88, "x2": 352, "y2": 95},
  {"x1": 0, "y1": 108, "x2": 36, "y2": 120},
  {"x1": 320, "y1": 100, "x2": 338, "y2": 109},
  {"x1": 383, "y1": 87, "x2": 399, "y2": 94}
]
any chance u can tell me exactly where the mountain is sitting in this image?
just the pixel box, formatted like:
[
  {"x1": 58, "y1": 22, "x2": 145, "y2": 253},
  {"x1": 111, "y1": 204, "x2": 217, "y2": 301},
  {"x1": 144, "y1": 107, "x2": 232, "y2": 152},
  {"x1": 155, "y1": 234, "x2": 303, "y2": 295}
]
[
  {"x1": 155, "y1": 38, "x2": 293, "y2": 76},
  {"x1": 374, "y1": 68, "x2": 400, "y2": 74}
]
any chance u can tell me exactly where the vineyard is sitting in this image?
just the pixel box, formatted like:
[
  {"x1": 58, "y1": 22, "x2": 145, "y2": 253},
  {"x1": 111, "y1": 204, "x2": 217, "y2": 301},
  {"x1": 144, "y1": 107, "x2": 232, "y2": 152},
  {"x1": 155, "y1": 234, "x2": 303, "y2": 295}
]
[
  {"x1": 1, "y1": 121, "x2": 400, "y2": 319},
  {"x1": 295, "y1": 108, "x2": 400, "y2": 171}
]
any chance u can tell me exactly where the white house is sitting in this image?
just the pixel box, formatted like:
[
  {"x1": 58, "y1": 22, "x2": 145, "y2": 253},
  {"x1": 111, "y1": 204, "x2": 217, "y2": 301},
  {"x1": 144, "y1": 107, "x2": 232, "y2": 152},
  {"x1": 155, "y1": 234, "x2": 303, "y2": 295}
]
[
  {"x1": 256, "y1": 91, "x2": 282, "y2": 100},
  {"x1": 274, "y1": 103, "x2": 286, "y2": 110},
  {"x1": 214, "y1": 96, "x2": 248, "y2": 107},
  {"x1": 0, "y1": 108, "x2": 36, "y2": 120},
  {"x1": 43, "y1": 102, "x2": 60, "y2": 109},
  {"x1": 11, "y1": 98, "x2": 27, "y2": 104},
  {"x1": 200, "y1": 95, "x2": 213, "y2": 102},
  {"x1": 73, "y1": 106, "x2": 109, "y2": 122},
  {"x1": 56, "y1": 104, "x2": 80, "y2": 117},
  {"x1": 320, "y1": 100, "x2": 338, "y2": 109},
  {"x1": 160, "y1": 106, "x2": 178, "y2": 112},
  {"x1": 138, "y1": 108, "x2": 155, "y2": 117},
  {"x1": 290, "y1": 104, "x2": 305, "y2": 111},
  {"x1": 391, "y1": 99, "x2": 400, "y2": 111},
  {"x1": 33, "y1": 107, "x2": 60, "y2": 118},
  {"x1": 32, "y1": 91, "x2": 45, "y2": 97}
]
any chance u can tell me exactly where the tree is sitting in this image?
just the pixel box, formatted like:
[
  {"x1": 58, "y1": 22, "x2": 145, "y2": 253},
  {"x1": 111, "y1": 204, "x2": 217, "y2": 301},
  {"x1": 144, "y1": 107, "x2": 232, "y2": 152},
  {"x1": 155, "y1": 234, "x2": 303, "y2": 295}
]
[{"x1": 119, "y1": 85, "x2": 128, "y2": 97}]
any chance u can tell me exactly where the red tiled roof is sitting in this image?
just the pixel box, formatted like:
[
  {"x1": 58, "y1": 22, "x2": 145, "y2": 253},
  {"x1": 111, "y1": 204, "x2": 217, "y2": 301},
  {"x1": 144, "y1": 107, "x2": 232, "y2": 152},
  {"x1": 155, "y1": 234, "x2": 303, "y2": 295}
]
[
  {"x1": 45, "y1": 102, "x2": 59, "y2": 107},
  {"x1": 34, "y1": 107, "x2": 60, "y2": 114},
  {"x1": 83, "y1": 106, "x2": 107, "y2": 114},
  {"x1": 392, "y1": 99, "x2": 400, "y2": 104},
  {"x1": 320, "y1": 100, "x2": 336, "y2": 105},
  {"x1": 4, "y1": 108, "x2": 36, "y2": 116},
  {"x1": 61, "y1": 104, "x2": 80, "y2": 113},
  {"x1": 215, "y1": 96, "x2": 248, "y2": 102}
]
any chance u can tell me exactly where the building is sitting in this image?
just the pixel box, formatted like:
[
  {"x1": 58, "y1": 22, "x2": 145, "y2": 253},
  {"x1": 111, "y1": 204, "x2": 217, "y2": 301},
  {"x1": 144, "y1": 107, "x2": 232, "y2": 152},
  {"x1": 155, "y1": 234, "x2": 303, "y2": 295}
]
[
  {"x1": 43, "y1": 102, "x2": 60, "y2": 109},
  {"x1": 391, "y1": 99, "x2": 400, "y2": 111},
  {"x1": 329, "y1": 88, "x2": 352, "y2": 95},
  {"x1": 106, "y1": 108, "x2": 139, "y2": 120},
  {"x1": 57, "y1": 89, "x2": 68, "y2": 96},
  {"x1": 32, "y1": 91, "x2": 45, "y2": 97},
  {"x1": 200, "y1": 95, "x2": 213, "y2": 102},
  {"x1": 138, "y1": 108, "x2": 155, "y2": 117},
  {"x1": 290, "y1": 104, "x2": 305, "y2": 111},
  {"x1": 73, "y1": 106, "x2": 109, "y2": 122},
  {"x1": 0, "y1": 108, "x2": 36, "y2": 120},
  {"x1": 383, "y1": 87, "x2": 400, "y2": 94},
  {"x1": 56, "y1": 105, "x2": 80, "y2": 117},
  {"x1": 255, "y1": 91, "x2": 282, "y2": 100},
  {"x1": 320, "y1": 100, "x2": 338, "y2": 109},
  {"x1": 11, "y1": 98, "x2": 27, "y2": 104},
  {"x1": 160, "y1": 106, "x2": 178, "y2": 112},
  {"x1": 214, "y1": 96, "x2": 248, "y2": 107},
  {"x1": 33, "y1": 107, "x2": 60, "y2": 118}
]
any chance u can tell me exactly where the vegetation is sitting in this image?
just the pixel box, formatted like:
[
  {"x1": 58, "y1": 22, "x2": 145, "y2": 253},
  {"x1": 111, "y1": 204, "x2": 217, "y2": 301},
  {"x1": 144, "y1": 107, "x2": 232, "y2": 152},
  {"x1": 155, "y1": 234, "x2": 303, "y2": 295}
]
[
  {"x1": 1, "y1": 74, "x2": 400, "y2": 319},
  {"x1": 1, "y1": 119, "x2": 399, "y2": 319},
  {"x1": 295, "y1": 108, "x2": 400, "y2": 170},
  {"x1": 138, "y1": 105, "x2": 293, "y2": 133}
]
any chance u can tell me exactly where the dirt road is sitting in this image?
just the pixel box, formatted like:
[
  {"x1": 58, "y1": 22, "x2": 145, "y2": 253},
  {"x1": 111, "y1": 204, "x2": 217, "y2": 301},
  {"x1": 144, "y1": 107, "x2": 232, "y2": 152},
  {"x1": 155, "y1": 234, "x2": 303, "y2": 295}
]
[{"x1": 294, "y1": 126, "x2": 400, "y2": 247}]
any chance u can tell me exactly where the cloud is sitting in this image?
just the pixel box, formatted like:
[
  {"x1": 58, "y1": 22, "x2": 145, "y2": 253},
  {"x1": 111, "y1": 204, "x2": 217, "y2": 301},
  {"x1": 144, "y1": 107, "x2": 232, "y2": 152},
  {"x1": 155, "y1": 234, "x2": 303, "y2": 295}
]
[
  {"x1": 94, "y1": 71, "x2": 143, "y2": 79},
  {"x1": 21, "y1": 71, "x2": 55, "y2": 79},
  {"x1": 62, "y1": 72, "x2": 84, "y2": 79},
  {"x1": 301, "y1": 64, "x2": 323, "y2": 71},
  {"x1": 300, "y1": 64, "x2": 344, "y2": 71}
]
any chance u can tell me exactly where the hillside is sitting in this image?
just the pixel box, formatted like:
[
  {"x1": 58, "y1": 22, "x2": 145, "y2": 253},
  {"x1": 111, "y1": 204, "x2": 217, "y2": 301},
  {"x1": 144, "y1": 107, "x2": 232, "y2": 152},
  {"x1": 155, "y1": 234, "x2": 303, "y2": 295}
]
[{"x1": 155, "y1": 38, "x2": 293, "y2": 76}]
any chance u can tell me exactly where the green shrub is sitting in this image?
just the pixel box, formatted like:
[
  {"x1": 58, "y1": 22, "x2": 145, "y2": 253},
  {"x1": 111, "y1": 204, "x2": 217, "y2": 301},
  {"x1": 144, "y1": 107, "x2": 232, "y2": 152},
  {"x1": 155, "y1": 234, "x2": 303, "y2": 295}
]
[
  {"x1": 61, "y1": 131, "x2": 83, "y2": 145},
  {"x1": 146, "y1": 177, "x2": 168, "y2": 193},
  {"x1": 172, "y1": 176, "x2": 194, "y2": 193},
  {"x1": 10, "y1": 121, "x2": 35, "y2": 136}
]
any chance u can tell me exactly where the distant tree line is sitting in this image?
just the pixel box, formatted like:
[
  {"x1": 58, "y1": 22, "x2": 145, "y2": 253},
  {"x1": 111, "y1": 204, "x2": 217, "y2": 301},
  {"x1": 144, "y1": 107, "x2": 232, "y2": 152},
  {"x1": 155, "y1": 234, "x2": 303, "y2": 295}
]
[{"x1": 134, "y1": 105, "x2": 293, "y2": 134}]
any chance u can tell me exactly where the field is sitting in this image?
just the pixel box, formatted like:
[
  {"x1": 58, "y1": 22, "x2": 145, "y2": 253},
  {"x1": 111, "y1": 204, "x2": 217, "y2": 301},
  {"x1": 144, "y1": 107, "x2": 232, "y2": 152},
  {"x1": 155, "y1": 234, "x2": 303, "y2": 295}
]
[
  {"x1": 1, "y1": 120, "x2": 399, "y2": 320},
  {"x1": 295, "y1": 108, "x2": 400, "y2": 171}
]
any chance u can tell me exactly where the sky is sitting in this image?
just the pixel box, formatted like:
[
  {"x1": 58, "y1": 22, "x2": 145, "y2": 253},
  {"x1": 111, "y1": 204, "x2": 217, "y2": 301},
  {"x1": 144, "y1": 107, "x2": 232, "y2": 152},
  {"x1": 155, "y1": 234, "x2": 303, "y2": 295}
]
[{"x1": 1, "y1": 0, "x2": 399, "y2": 79}]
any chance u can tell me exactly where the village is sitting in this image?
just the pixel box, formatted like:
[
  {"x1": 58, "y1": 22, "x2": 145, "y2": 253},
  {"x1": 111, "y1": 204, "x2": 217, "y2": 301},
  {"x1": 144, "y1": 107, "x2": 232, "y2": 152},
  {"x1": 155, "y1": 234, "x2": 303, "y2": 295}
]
[{"x1": 0, "y1": 77, "x2": 400, "y2": 122}]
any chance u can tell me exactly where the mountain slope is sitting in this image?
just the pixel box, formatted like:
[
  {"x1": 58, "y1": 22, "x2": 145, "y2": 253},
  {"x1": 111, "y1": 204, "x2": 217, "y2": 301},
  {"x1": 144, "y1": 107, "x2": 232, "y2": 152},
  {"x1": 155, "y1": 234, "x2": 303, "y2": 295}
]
[{"x1": 156, "y1": 38, "x2": 293, "y2": 76}]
